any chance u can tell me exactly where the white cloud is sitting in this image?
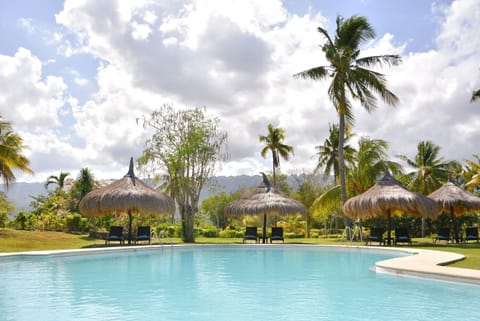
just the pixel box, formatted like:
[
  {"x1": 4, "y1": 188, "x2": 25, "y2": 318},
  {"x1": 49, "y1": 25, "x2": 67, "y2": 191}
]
[
  {"x1": 0, "y1": 48, "x2": 67, "y2": 130},
  {"x1": 17, "y1": 18, "x2": 35, "y2": 34},
  {"x1": 6, "y1": 0, "x2": 480, "y2": 183}
]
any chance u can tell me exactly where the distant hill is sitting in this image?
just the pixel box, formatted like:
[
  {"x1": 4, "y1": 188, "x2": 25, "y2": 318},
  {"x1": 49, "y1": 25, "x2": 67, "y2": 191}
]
[{"x1": 3, "y1": 174, "x2": 327, "y2": 215}]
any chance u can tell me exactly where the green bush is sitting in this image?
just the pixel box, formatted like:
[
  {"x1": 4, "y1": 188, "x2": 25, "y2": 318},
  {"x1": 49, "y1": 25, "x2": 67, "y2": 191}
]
[
  {"x1": 200, "y1": 226, "x2": 219, "y2": 237},
  {"x1": 219, "y1": 229, "x2": 242, "y2": 238},
  {"x1": 285, "y1": 232, "x2": 305, "y2": 239},
  {"x1": 65, "y1": 213, "x2": 89, "y2": 232}
]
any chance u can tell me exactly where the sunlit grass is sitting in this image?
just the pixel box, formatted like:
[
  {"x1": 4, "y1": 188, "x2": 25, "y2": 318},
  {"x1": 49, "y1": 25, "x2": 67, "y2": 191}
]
[{"x1": 1, "y1": 228, "x2": 479, "y2": 270}]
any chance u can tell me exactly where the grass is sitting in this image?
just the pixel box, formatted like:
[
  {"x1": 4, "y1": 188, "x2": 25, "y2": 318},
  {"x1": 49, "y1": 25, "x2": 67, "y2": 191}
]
[{"x1": 1, "y1": 228, "x2": 479, "y2": 270}]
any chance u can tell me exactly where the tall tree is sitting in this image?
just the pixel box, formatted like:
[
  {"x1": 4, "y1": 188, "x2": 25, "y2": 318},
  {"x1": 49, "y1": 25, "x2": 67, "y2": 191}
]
[
  {"x1": 471, "y1": 89, "x2": 480, "y2": 103},
  {"x1": 71, "y1": 168, "x2": 95, "y2": 210},
  {"x1": 259, "y1": 124, "x2": 294, "y2": 186},
  {"x1": 0, "y1": 116, "x2": 34, "y2": 189},
  {"x1": 45, "y1": 172, "x2": 71, "y2": 190},
  {"x1": 347, "y1": 137, "x2": 403, "y2": 195},
  {"x1": 294, "y1": 15, "x2": 401, "y2": 211},
  {"x1": 397, "y1": 140, "x2": 458, "y2": 195},
  {"x1": 315, "y1": 123, "x2": 354, "y2": 185},
  {"x1": 139, "y1": 105, "x2": 228, "y2": 242},
  {"x1": 397, "y1": 140, "x2": 459, "y2": 236},
  {"x1": 464, "y1": 154, "x2": 480, "y2": 193}
]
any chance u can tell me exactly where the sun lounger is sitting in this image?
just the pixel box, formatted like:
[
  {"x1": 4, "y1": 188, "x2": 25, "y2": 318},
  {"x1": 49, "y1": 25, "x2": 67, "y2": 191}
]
[
  {"x1": 270, "y1": 227, "x2": 284, "y2": 243},
  {"x1": 394, "y1": 228, "x2": 412, "y2": 245},
  {"x1": 434, "y1": 227, "x2": 451, "y2": 243},
  {"x1": 465, "y1": 227, "x2": 479, "y2": 243},
  {"x1": 105, "y1": 226, "x2": 124, "y2": 245},
  {"x1": 243, "y1": 226, "x2": 259, "y2": 243},
  {"x1": 135, "y1": 226, "x2": 151, "y2": 244},
  {"x1": 365, "y1": 227, "x2": 385, "y2": 245}
]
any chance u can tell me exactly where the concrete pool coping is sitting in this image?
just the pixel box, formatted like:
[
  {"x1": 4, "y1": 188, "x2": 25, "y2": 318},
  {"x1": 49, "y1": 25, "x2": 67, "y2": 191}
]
[{"x1": 1, "y1": 244, "x2": 480, "y2": 286}]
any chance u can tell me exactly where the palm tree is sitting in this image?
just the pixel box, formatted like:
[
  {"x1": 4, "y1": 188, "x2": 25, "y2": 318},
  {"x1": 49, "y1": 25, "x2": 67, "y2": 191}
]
[
  {"x1": 471, "y1": 89, "x2": 480, "y2": 103},
  {"x1": 295, "y1": 15, "x2": 401, "y2": 207},
  {"x1": 72, "y1": 168, "x2": 95, "y2": 201},
  {"x1": 463, "y1": 154, "x2": 480, "y2": 193},
  {"x1": 44, "y1": 172, "x2": 71, "y2": 190},
  {"x1": 347, "y1": 137, "x2": 403, "y2": 195},
  {"x1": 397, "y1": 140, "x2": 458, "y2": 195},
  {"x1": 0, "y1": 117, "x2": 34, "y2": 189},
  {"x1": 314, "y1": 123, "x2": 354, "y2": 185},
  {"x1": 311, "y1": 136, "x2": 402, "y2": 233},
  {"x1": 397, "y1": 140, "x2": 459, "y2": 237},
  {"x1": 259, "y1": 124, "x2": 294, "y2": 186}
]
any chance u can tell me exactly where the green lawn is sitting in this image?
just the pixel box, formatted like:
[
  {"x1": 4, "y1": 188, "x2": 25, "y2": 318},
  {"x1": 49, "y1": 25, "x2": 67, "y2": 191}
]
[{"x1": 1, "y1": 229, "x2": 479, "y2": 270}]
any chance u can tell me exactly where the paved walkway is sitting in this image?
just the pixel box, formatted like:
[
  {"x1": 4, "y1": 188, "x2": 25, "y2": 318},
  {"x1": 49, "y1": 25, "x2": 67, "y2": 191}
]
[{"x1": 372, "y1": 247, "x2": 480, "y2": 285}]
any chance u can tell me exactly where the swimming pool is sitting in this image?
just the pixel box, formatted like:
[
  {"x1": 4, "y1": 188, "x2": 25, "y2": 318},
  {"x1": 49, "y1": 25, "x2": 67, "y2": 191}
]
[{"x1": 1, "y1": 245, "x2": 479, "y2": 321}]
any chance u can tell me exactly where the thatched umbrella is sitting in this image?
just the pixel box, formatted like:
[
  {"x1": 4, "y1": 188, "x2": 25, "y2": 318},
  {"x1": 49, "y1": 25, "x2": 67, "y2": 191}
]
[
  {"x1": 428, "y1": 181, "x2": 480, "y2": 243},
  {"x1": 79, "y1": 157, "x2": 175, "y2": 244},
  {"x1": 343, "y1": 171, "x2": 437, "y2": 245},
  {"x1": 225, "y1": 172, "x2": 307, "y2": 243}
]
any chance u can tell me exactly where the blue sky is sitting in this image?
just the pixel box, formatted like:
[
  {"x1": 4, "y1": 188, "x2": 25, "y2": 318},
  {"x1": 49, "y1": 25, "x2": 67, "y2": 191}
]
[{"x1": 0, "y1": 0, "x2": 479, "y2": 183}]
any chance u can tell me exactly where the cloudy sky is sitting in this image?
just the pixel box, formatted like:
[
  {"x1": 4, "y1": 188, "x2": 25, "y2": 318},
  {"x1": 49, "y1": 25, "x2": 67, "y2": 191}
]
[{"x1": 1, "y1": 0, "x2": 479, "y2": 183}]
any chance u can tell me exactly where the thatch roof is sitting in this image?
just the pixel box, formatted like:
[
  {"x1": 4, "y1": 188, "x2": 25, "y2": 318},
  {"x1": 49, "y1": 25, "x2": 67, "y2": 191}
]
[
  {"x1": 79, "y1": 158, "x2": 175, "y2": 217},
  {"x1": 225, "y1": 183, "x2": 306, "y2": 216},
  {"x1": 343, "y1": 172, "x2": 437, "y2": 219},
  {"x1": 428, "y1": 181, "x2": 480, "y2": 216}
]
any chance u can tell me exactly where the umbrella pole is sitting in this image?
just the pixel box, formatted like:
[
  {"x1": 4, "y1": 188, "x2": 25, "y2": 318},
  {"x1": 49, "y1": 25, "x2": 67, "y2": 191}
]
[
  {"x1": 387, "y1": 209, "x2": 392, "y2": 245},
  {"x1": 128, "y1": 210, "x2": 132, "y2": 245},
  {"x1": 451, "y1": 206, "x2": 458, "y2": 243},
  {"x1": 263, "y1": 213, "x2": 267, "y2": 244}
]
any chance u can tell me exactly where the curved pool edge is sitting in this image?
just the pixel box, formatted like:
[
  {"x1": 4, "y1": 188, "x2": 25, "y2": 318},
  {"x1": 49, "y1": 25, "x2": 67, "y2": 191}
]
[
  {"x1": 1, "y1": 244, "x2": 480, "y2": 285},
  {"x1": 372, "y1": 247, "x2": 480, "y2": 285}
]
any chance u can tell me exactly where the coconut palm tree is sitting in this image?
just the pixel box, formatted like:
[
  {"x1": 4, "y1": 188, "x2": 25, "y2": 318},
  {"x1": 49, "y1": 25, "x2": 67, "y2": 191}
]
[
  {"x1": 295, "y1": 15, "x2": 401, "y2": 207},
  {"x1": 397, "y1": 140, "x2": 460, "y2": 237},
  {"x1": 314, "y1": 123, "x2": 354, "y2": 185},
  {"x1": 471, "y1": 89, "x2": 480, "y2": 103},
  {"x1": 44, "y1": 172, "x2": 71, "y2": 190},
  {"x1": 72, "y1": 168, "x2": 95, "y2": 200},
  {"x1": 347, "y1": 137, "x2": 403, "y2": 195},
  {"x1": 397, "y1": 140, "x2": 458, "y2": 195},
  {"x1": 259, "y1": 124, "x2": 294, "y2": 186},
  {"x1": 311, "y1": 136, "x2": 401, "y2": 234},
  {"x1": 0, "y1": 117, "x2": 34, "y2": 189},
  {"x1": 463, "y1": 154, "x2": 480, "y2": 194}
]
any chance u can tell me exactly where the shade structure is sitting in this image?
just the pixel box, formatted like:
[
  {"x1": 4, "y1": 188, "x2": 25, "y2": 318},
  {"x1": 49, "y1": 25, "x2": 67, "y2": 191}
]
[
  {"x1": 343, "y1": 171, "x2": 437, "y2": 245},
  {"x1": 428, "y1": 181, "x2": 480, "y2": 243},
  {"x1": 79, "y1": 157, "x2": 175, "y2": 244},
  {"x1": 225, "y1": 173, "x2": 307, "y2": 243}
]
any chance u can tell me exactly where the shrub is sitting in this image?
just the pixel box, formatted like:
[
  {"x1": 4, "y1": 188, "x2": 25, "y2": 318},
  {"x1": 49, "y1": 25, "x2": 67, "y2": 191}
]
[
  {"x1": 65, "y1": 213, "x2": 89, "y2": 232},
  {"x1": 219, "y1": 229, "x2": 242, "y2": 238}
]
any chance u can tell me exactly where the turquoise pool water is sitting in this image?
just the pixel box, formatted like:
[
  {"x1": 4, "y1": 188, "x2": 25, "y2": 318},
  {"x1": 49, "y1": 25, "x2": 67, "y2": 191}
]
[{"x1": 1, "y1": 245, "x2": 479, "y2": 321}]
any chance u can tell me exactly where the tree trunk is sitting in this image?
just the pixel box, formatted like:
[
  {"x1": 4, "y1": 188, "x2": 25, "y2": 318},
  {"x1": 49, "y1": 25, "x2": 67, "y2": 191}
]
[
  {"x1": 338, "y1": 114, "x2": 351, "y2": 228},
  {"x1": 181, "y1": 204, "x2": 195, "y2": 243},
  {"x1": 272, "y1": 162, "x2": 276, "y2": 186}
]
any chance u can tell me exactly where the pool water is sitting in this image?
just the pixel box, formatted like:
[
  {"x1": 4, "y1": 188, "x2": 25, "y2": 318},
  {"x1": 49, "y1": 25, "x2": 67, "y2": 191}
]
[{"x1": 1, "y1": 246, "x2": 479, "y2": 321}]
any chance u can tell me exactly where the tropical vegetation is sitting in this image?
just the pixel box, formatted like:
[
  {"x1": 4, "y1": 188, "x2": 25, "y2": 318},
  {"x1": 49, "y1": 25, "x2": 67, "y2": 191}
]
[
  {"x1": 138, "y1": 104, "x2": 228, "y2": 243},
  {"x1": 0, "y1": 15, "x2": 478, "y2": 256},
  {"x1": 259, "y1": 124, "x2": 294, "y2": 186},
  {"x1": 0, "y1": 116, "x2": 34, "y2": 189},
  {"x1": 295, "y1": 15, "x2": 401, "y2": 210}
]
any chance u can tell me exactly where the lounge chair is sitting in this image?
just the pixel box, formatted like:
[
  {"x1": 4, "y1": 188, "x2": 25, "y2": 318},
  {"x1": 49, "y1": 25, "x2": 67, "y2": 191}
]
[
  {"x1": 270, "y1": 227, "x2": 284, "y2": 243},
  {"x1": 105, "y1": 226, "x2": 124, "y2": 245},
  {"x1": 434, "y1": 227, "x2": 451, "y2": 243},
  {"x1": 135, "y1": 226, "x2": 151, "y2": 245},
  {"x1": 465, "y1": 227, "x2": 479, "y2": 243},
  {"x1": 365, "y1": 227, "x2": 385, "y2": 245},
  {"x1": 394, "y1": 228, "x2": 412, "y2": 245},
  {"x1": 243, "y1": 226, "x2": 259, "y2": 243}
]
